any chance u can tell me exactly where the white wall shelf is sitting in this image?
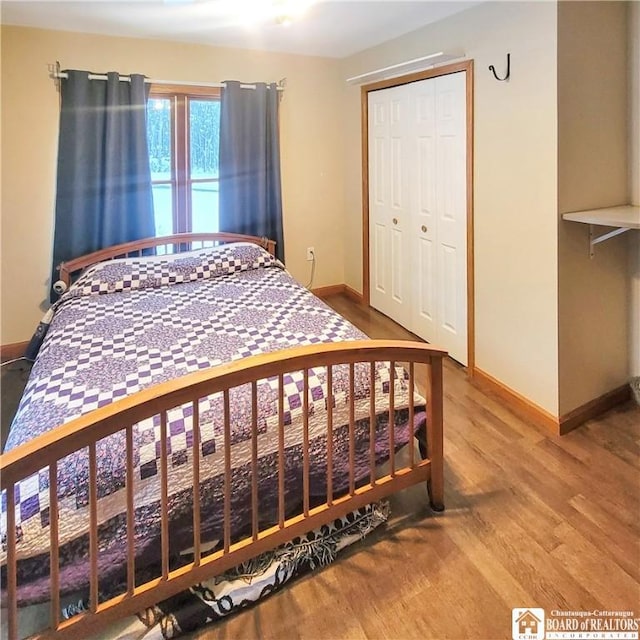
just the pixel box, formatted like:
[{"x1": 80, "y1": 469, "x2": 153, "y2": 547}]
[
  {"x1": 562, "y1": 205, "x2": 640, "y2": 258},
  {"x1": 345, "y1": 51, "x2": 464, "y2": 86}
]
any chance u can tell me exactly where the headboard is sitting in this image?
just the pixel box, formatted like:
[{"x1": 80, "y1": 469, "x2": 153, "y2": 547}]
[{"x1": 57, "y1": 233, "x2": 276, "y2": 289}]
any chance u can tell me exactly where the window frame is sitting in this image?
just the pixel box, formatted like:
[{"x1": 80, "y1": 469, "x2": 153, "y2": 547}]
[{"x1": 148, "y1": 84, "x2": 221, "y2": 234}]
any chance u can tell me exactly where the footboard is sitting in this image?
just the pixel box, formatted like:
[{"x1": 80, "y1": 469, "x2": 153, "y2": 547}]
[{"x1": 1, "y1": 340, "x2": 445, "y2": 640}]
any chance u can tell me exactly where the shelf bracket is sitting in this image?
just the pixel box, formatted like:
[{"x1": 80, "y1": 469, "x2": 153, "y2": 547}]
[{"x1": 589, "y1": 224, "x2": 630, "y2": 258}]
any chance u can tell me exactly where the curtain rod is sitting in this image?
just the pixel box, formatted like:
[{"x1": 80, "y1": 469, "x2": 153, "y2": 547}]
[
  {"x1": 345, "y1": 51, "x2": 464, "y2": 85},
  {"x1": 50, "y1": 68, "x2": 286, "y2": 91}
]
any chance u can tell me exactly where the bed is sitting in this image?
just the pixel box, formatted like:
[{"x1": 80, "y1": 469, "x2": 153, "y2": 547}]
[{"x1": 0, "y1": 232, "x2": 445, "y2": 640}]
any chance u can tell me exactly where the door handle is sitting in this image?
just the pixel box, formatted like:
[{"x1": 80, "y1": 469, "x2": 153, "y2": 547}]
[
  {"x1": 421, "y1": 225, "x2": 427, "y2": 233},
  {"x1": 393, "y1": 218, "x2": 398, "y2": 225}
]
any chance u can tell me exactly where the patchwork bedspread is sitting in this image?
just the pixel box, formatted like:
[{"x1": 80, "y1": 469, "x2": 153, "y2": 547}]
[{"x1": 1, "y1": 243, "x2": 425, "y2": 605}]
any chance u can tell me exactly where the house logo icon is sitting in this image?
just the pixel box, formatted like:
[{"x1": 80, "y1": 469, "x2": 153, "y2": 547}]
[{"x1": 512, "y1": 608, "x2": 545, "y2": 640}]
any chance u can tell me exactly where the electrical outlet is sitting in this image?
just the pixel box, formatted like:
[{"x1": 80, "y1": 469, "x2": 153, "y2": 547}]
[{"x1": 306, "y1": 247, "x2": 315, "y2": 261}]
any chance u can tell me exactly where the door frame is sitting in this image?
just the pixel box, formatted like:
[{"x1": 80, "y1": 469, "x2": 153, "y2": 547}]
[{"x1": 361, "y1": 59, "x2": 475, "y2": 370}]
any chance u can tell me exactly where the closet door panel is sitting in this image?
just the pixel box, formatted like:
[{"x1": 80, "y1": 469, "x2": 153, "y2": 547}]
[
  {"x1": 440, "y1": 243, "x2": 459, "y2": 333},
  {"x1": 368, "y1": 93, "x2": 390, "y2": 314},
  {"x1": 368, "y1": 86, "x2": 411, "y2": 327},
  {"x1": 415, "y1": 235, "x2": 436, "y2": 330},
  {"x1": 435, "y1": 72, "x2": 468, "y2": 365},
  {"x1": 372, "y1": 221, "x2": 387, "y2": 296},
  {"x1": 409, "y1": 80, "x2": 437, "y2": 342}
]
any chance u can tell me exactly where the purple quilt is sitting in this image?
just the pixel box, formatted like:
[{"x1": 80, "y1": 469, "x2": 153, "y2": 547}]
[{"x1": 1, "y1": 243, "x2": 425, "y2": 606}]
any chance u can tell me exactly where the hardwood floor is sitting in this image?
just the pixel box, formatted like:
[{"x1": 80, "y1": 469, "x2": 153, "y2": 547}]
[{"x1": 188, "y1": 293, "x2": 640, "y2": 640}]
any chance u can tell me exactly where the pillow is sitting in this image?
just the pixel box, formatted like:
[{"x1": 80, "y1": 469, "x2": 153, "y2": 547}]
[{"x1": 65, "y1": 242, "x2": 282, "y2": 298}]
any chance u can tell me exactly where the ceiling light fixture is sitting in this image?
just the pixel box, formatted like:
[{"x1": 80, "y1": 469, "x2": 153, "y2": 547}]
[
  {"x1": 272, "y1": 0, "x2": 314, "y2": 26},
  {"x1": 225, "y1": 0, "x2": 314, "y2": 29}
]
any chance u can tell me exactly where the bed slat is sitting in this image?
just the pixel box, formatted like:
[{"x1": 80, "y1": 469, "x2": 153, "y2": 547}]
[
  {"x1": 160, "y1": 412, "x2": 169, "y2": 579},
  {"x1": 303, "y1": 369, "x2": 310, "y2": 517},
  {"x1": 369, "y1": 362, "x2": 376, "y2": 486},
  {"x1": 49, "y1": 462, "x2": 60, "y2": 629},
  {"x1": 89, "y1": 444, "x2": 99, "y2": 613},
  {"x1": 126, "y1": 426, "x2": 135, "y2": 595},
  {"x1": 223, "y1": 390, "x2": 231, "y2": 554},
  {"x1": 251, "y1": 382, "x2": 259, "y2": 542},
  {"x1": 192, "y1": 400, "x2": 202, "y2": 566},
  {"x1": 426, "y1": 356, "x2": 444, "y2": 508},
  {"x1": 389, "y1": 360, "x2": 395, "y2": 477},
  {"x1": 326, "y1": 365, "x2": 333, "y2": 506},
  {"x1": 6, "y1": 481, "x2": 17, "y2": 640},
  {"x1": 409, "y1": 362, "x2": 415, "y2": 468},
  {"x1": 348, "y1": 363, "x2": 355, "y2": 496},
  {"x1": 278, "y1": 373, "x2": 285, "y2": 529}
]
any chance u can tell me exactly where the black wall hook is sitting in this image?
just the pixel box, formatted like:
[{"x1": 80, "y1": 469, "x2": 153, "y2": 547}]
[{"x1": 489, "y1": 53, "x2": 510, "y2": 81}]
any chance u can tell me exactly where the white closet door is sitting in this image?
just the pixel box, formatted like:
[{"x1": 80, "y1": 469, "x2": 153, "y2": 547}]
[
  {"x1": 368, "y1": 72, "x2": 467, "y2": 365},
  {"x1": 434, "y1": 72, "x2": 467, "y2": 365},
  {"x1": 368, "y1": 86, "x2": 412, "y2": 328},
  {"x1": 408, "y1": 78, "x2": 438, "y2": 345}
]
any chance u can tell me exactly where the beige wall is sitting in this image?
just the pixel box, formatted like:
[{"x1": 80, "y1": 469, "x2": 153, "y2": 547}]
[
  {"x1": 0, "y1": 26, "x2": 345, "y2": 344},
  {"x1": 340, "y1": 2, "x2": 560, "y2": 414},
  {"x1": 2, "y1": 4, "x2": 634, "y2": 416},
  {"x1": 557, "y1": 1, "x2": 630, "y2": 415}
]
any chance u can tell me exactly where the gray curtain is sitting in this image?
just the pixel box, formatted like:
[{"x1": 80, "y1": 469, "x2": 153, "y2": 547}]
[
  {"x1": 51, "y1": 70, "x2": 155, "y2": 300},
  {"x1": 219, "y1": 81, "x2": 284, "y2": 262}
]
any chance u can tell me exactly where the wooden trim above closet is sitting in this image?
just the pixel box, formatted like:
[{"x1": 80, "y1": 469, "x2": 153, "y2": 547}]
[
  {"x1": 360, "y1": 59, "x2": 475, "y2": 369},
  {"x1": 361, "y1": 59, "x2": 474, "y2": 94}
]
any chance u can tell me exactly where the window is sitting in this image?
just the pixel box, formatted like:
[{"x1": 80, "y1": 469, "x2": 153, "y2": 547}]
[{"x1": 146, "y1": 86, "x2": 221, "y2": 235}]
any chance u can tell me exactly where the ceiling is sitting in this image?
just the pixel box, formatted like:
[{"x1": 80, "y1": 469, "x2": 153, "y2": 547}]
[{"x1": 0, "y1": 1, "x2": 479, "y2": 58}]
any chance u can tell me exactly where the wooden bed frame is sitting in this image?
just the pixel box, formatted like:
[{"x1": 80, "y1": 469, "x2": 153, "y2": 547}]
[{"x1": 1, "y1": 233, "x2": 446, "y2": 640}]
